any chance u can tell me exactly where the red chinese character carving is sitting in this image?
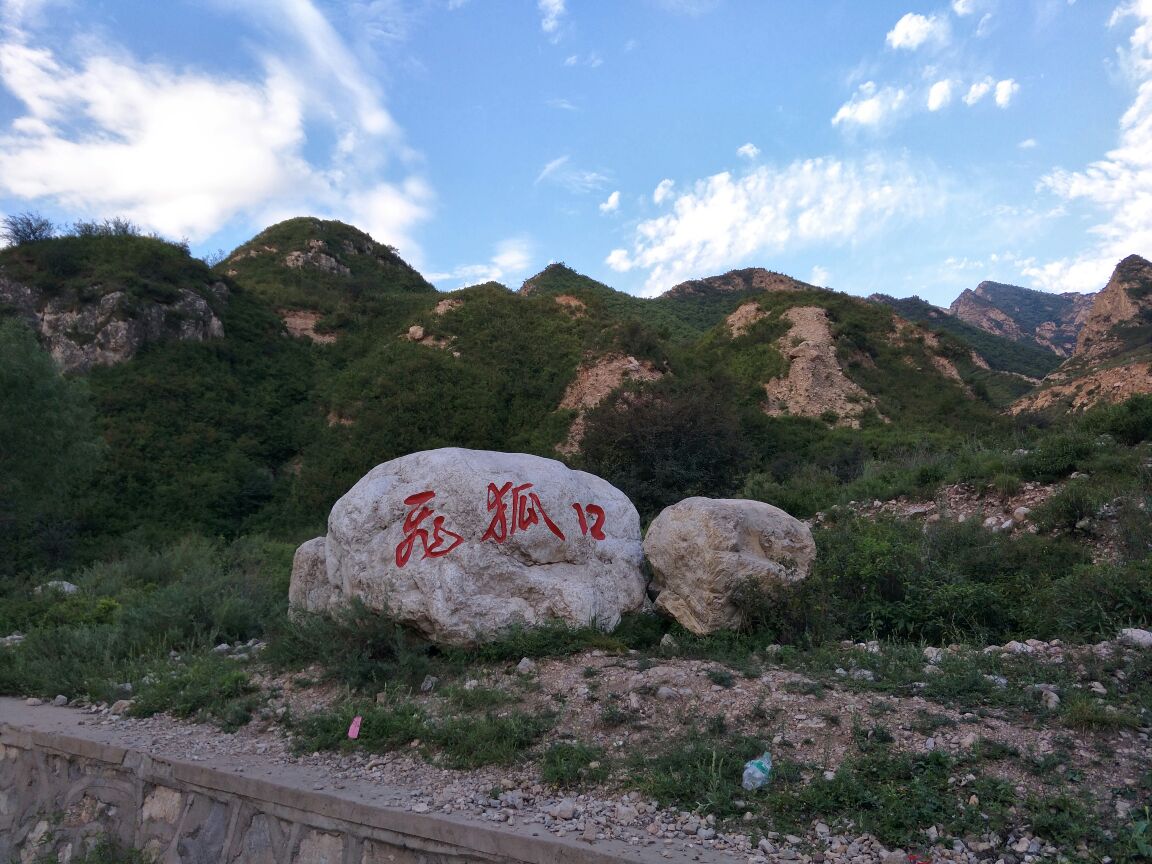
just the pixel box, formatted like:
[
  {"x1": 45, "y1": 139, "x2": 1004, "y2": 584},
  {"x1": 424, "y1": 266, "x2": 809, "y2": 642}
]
[
  {"x1": 395, "y1": 490, "x2": 464, "y2": 567},
  {"x1": 481, "y1": 481, "x2": 566, "y2": 543},
  {"x1": 572, "y1": 503, "x2": 607, "y2": 540}
]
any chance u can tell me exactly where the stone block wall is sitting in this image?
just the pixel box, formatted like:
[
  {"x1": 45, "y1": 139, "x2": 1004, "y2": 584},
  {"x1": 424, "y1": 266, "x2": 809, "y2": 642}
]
[{"x1": 0, "y1": 723, "x2": 632, "y2": 864}]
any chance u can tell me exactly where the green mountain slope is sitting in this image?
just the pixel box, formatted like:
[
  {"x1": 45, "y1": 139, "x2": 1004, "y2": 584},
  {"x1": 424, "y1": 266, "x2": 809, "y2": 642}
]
[
  {"x1": 870, "y1": 294, "x2": 1060, "y2": 380},
  {"x1": 0, "y1": 220, "x2": 1027, "y2": 558}
]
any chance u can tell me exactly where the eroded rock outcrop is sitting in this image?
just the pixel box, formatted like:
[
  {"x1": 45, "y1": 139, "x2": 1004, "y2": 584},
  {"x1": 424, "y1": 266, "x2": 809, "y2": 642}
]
[
  {"x1": 289, "y1": 448, "x2": 646, "y2": 645},
  {"x1": 949, "y1": 281, "x2": 1094, "y2": 357},
  {"x1": 556, "y1": 354, "x2": 662, "y2": 455},
  {"x1": 0, "y1": 277, "x2": 226, "y2": 373},
  {"x1": 1012, "y1": 255, "x2": 1152, "y2": 414},
  {"x1": 762, "y1": 306, "x2": 877, "y2": 427},
  {"x1": 643, "y1": 497, "x2": 815, "y2": 635}
]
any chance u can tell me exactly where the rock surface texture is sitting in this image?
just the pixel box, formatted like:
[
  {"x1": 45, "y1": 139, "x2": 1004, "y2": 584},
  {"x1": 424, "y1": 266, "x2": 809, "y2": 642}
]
[
  {"x1": 643, "y1": 497, "x2": 815, "y2": 635},
  {"x1": 1012, "y1": 254, "x2": 1152, "y2": 414},
  {"x1": 290, "y1": 448, "x2": 646, "y2": 644},
  {"x1": 0, "y1": 277, "x2": 226, "y2": 372},
  {"x1": 762, "y1": 306, "x2": 877, "y2": 427}
]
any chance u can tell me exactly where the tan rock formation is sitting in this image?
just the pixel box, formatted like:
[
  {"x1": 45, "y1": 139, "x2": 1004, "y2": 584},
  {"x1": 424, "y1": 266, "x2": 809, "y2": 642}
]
[
  {"x1": 278, "y1": 310, "x2": 336, "y2": 344},
  {"x1": 762, "y1": 307, "x2": 877, "y2": 427},
  {"x1": 643, "y1": 497, "x2": 815, "y2": 635},
  {"x1": 553, "y1": 295, "x2": 587, "y2": 316},
  {"x1": 1010, "y1": 361, "x2": 1152, "y2": 414},
  {"x1": 725, "y1": 302, "x2": 767, "y2": 338},
  {"x1": 556, "y1": 354, "x2": 663, "y2": 455}
]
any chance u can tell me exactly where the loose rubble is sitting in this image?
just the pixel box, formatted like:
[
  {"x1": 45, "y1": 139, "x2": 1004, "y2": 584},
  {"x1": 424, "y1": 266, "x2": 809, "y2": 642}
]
[{"x1": 11, "y1": 627, "x2": 1149, "y2": 864}]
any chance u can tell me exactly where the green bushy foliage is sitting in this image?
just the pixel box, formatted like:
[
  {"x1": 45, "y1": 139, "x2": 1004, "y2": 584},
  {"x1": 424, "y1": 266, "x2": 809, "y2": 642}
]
[
  {"x1": 729, "y1": 515, "x2": 1132, "y2": 645},
  {"x1": 579, "y1": 376, "x2": 751, "y2": 520},
  {"x1": 0, "y1": 318, "x2": 100, "y2": 573},
  {"x1": 0, "y1": 536, "x2": 291, "y2": 704}
]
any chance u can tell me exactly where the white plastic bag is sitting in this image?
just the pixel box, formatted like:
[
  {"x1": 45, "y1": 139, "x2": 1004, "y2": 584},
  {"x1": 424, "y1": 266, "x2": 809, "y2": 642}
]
[{"x1": 741, "y1": 752, "x2": 772, "y2": 791}]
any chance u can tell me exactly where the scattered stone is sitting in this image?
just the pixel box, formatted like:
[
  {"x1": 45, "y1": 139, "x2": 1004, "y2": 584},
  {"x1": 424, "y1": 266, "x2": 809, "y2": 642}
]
[
  {"x1": 849, "y1": 669, "x2": 875, "y2": 682},
  {"x1": 516, "y1": 657, "x2": 538, "y2": 675},
  {"x1": 1089, "y1": 681, "x2": 1107, "y2": 695},
  {"x1": 551, "y1": 799, "x2": 576, "y2": 820},
  {"x1": 1012, "y1": 506, "x2": 1032, "y2": 523},
  {"x1": 1118, "y1": 628, "x2": 1152, "y2": 649},
  {"x1": 419, "y1": 675, "x2": 439, "y2": 693},
  {"x1": 659, "y1": 633, "x2": 678, "y2": 651},
  {"x1": 923, "y1": 646, "x2": 943, "y2": 663},
  {"x1": 52, "y1": 695, "x2": 68, "y2": 707},
  {"x1": 616, "y1": 803, "x2": 638, "y2": 824},
  {"x1": 110, "y1": 699, "x2": 133, "y2": 715},
  {"x1": 24, "y1": 697, "x2": 43, "y2": 706}
]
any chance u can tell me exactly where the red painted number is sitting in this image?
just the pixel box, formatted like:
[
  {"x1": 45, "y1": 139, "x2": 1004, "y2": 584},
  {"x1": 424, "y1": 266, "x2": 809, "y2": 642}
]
[{"x1": 572, "y1": 503, "x2": 606, "y2": 540}]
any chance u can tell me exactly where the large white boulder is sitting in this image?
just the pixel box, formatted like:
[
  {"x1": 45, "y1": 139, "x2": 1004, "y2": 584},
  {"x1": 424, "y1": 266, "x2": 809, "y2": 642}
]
[
  {"x1": 289, "y1": 448, "x2": 646, "y2": 645},
  {"x1": 643, "y1": 497, "x2": 815, "y2": 635}
]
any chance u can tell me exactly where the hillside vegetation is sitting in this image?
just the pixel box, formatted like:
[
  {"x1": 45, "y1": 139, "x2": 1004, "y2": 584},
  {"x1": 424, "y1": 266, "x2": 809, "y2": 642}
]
[{"x1": 2, "y1": 217, "x2": 1150, "y2": 862}]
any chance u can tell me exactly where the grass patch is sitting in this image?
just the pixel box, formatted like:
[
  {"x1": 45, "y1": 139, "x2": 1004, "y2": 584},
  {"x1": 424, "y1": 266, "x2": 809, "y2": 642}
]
[
  {"x1": 540, "y1": 741, "x2": 609, "y2": 788},
  {"x1": 288, "y1": 700, "x2": 427, "y2": 754},
  {"x1": 628, "y1": 732, "x2": 769, "y2": 818},
  {"x1": 1061, "y1": 692, "x2": 1143, "y2": 731},
  {"x1": 132, "y1": 654, "x2": 261, "y2": 731},
  {"x1": 443, "y1": 684, "x2": 517, "y2": 712},
  {"x1": 430, "y1": 711, "x2": 553, "y2": 769}
]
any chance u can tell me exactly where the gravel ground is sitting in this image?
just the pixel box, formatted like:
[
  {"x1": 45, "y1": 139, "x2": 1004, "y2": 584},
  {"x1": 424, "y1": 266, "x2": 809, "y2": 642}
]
[{"x1": 18, "y1": 631, "x2": 1151, "y2": 864}]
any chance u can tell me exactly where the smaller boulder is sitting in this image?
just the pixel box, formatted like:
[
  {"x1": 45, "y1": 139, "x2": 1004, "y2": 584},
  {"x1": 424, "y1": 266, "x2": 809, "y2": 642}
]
[
  {"x1": 643, "y1": 497, "x2": 815, "y2": 635},
  {"x1": 1119, "y1": 628, "x2": 1152, "y2": 649}
]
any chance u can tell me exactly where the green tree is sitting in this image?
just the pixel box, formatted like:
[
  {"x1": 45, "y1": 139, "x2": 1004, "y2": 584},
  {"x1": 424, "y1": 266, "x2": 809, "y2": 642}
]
[
  {"x1": 0, "y1": 318, "x2": 99, "y2": 572},
  {"x1": 579, "y1": 378, "x2": 750, "y2": 521}
]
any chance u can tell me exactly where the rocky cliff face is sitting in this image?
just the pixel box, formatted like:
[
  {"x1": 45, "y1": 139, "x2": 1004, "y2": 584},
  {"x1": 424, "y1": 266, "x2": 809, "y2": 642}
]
[
  {"x1": 949, "y1": 281, "x2": 1093, "y2": 357},
  {"x1": 1074, "y1": 254, "x2": 1151, "y2": 359},
  {"x1": 0, "y1": 276, "x2": 226, "y2": 373},
  {"x1": 1011, "y1": 255, "x2": 1152, "y2": 414}
]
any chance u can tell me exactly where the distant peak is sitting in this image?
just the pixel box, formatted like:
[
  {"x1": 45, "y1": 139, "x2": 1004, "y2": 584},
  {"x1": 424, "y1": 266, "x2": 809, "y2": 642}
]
[
  {"x1": 661, "y1": 267, "x2": 817, "y2": 299},
  {"x1": 519, "y1": 262, "x2": 612, "y2": 296}
]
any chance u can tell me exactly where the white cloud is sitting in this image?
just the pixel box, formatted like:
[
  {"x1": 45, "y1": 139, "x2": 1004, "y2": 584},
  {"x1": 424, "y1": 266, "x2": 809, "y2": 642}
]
[
  {"x1": 534, "y1": 154, "x2": 609, "y2": 193},
  {"x1": 429, "y1": 236, "x2": 532, "y2": 286},
  {"x1": 1018, "y1": 137, "x2": 1038, "y2": 149},
  {"x1": 538, "y1": 0, "x2": 565, "y2": 38},
  {"x1": 0, "y1": 1, "x2": 432, "y2": 256},
  {"x1": 536, "y1": 155, "x2": 570, "y2": 184},
  {"x1": 610, "y1": 156, "x2": 937, "y2": 296},
  {"x1": 832, "y1": 81, "x2": 908, "y2": 127},
  {"x1": 886, "y1": 13, "x2": 950, "y2": 50},
  {"x1": 927, "y1": 79, "x2": 953, "y2": 111},
  {"x1": 951, "y1": 0, "x2": 977, "y2": 15},
  {"x1": 653, "y1": 178, "x2": 675, "y2": 204},
  {"x1": 994, "y1": 78, "x2": 1019, "y2": 107},
  {"x1": 599, "y1": 190, "x2": 620, "y2": 213},
  {"x1": 546, "y1": 97, "x2": 577, "y2": 111},
  {"x1": 605, "y1": 248, "x2": 632, "y2": 272},
  {"x1": 963, "y1": 76, "x2": 994, "y2": 105},
  {"x1": 736, "y1": 142, "x2": 760, "y2": 159},
  {"x1": 1025, "y1": 2, "x2": 1152, "y2": 292},
  {"x1": 810, "y1": 265, "x2": 831, "y2": 286},
  {"x1": 563, "y1": 52, "x2": 603, "y2": 68}
]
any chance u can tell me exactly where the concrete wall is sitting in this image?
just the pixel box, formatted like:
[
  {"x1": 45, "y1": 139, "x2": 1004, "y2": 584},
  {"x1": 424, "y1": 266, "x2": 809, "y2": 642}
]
[{"x1": 0, "y1": 719, "x2": 658, "y2": 864}]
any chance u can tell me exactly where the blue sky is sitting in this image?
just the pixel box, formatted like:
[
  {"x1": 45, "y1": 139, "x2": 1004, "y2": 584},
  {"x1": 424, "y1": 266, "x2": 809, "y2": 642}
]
[{"x1": 0, "y1": 0, "x2": 1150, "y2": 304}]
